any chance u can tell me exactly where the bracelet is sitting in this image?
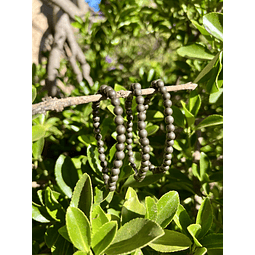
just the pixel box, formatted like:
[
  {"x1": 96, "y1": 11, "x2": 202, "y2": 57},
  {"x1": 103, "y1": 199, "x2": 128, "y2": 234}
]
[{"x1": 92, "y1": 85, "x2": 126, "y2": 191}]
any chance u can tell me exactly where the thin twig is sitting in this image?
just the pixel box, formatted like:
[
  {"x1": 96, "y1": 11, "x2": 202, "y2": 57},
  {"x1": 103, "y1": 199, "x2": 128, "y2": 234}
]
[{"x1": 32, "y1": 82, "x2": 197, "y2": 115}]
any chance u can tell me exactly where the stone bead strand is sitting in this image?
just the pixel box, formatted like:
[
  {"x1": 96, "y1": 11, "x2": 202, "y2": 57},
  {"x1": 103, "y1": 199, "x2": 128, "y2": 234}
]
[
  {"x1": 125, "y1": 83, "x2": 151, "y2": 182},
  {"x1": 92, "y1": 85, "x2": 126, "y2": 191}
]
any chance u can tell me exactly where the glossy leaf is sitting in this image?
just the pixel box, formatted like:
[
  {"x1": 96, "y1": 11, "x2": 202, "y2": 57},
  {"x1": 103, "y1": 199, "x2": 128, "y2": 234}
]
[
  {"x1": 196, "y1": 115, "x2": 223, "y2": 129},
  {"x1": 32, "y1": 202, "x2": 50, "y2": 223},
  {"x1": 44, "y1": 187, "x2": 65, "y2": 222},
  {"x1": 189, "y1": 91, "x2": 201, "y2": 117},
  {"x1": 91, "y1": 221, "x2": 117, "y2": 255},
  {"x1": 187, "y1": 224, "x2": 202, "y2": 247},
  {"x1": 199, "y1": 152, "x2": 210, "y2": 182},
  {"x1": 66, "y1": 207, "x2": 91, "y2": 252},
  {"x1": 203, "y1": 13, "x2": 223, "y2": 41},
  {"x1": 146, "y1": 110, "x2": 164, "y2": 122},
  {"x1": 145, "y1": 196, "x2": 157, "y2": 221},
  {"x1": 180, "y1": 100, "x2": 195, "y2": 127},
  {"x1": 156, "y1": 191, "x2": 179, "y2": 228},
  {"x1": 146, "y1": 125, "x2": 159, "y2": 136},
  {"x1": 194, "y1": 247, "x2": 208, "y2": 255},
  {"x1": 201, "y1": 233, "x2": 223, "y2": 249},
  {"x1": 196, "y1": 198, "x2": 213, "y2": 239},
  {"x1": 87, "y1": 144, "x2": 102, "y2": 175},
  {"x1": 122, "y1": 187, "x2": 146, "y2": 225},
  {"x1": 58, "y1": 225, "x2": 71, "y2": 243},
  {"x1": 91, "y1": 205, "x2": 109, "y2": 236},
  {"x1": 105, "y1": 218, "x2": 164, "y2": 255},
  {"x1": 191, "y1": 19, "x2": 212, "y2": 41},
  {"x1": 32, "y1": 86, "x2": 36, "y2": 103},
  {"x1": 73, "y1": 251, "x2": 88, "y2": 255},
  {"x1": 55, "y1": 154, "x2": 79, "y2": 198},
  {"x1": 149, "y1": 229, "x2": 192, "y2": 253},
  {"x1": 147, "y1": 68, "x2": 155, "y2": 82},
  {"x1": 70, "y1": 173, "x2": 93, "y2": 221},
  {"x1": 172, "y1": 106, "x2": 185, "y2": 128},
  {"x1": 173, "y1": 204, "x2": 191, "y2": 235},
  {"x1": 45, "y1": 223, "x2": 62, "y2": 248},
  {"x1": 177, "y1": 43, "x2": 215, "y2": 60},
  {"x1": 32, "y1": 138, "x2": 44, "y2": 160},
  {"x1": 32, "y1": 125, "x2": 46, "y2": 142}
]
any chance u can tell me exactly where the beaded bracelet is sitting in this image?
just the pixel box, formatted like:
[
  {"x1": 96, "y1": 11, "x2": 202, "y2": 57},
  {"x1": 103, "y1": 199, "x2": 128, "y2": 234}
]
[
  {"x1": 92, "y1": 85, "x2": 126, "y2": 191},
  {"x1": 125, "y1": 80, "x2": 175, "y2": 181}
]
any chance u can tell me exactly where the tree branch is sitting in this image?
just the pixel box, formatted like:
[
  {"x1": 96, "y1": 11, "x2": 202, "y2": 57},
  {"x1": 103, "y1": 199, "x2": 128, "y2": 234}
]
[{"x1": 32, "y1": 82, "x2": 197, "y2": 115}]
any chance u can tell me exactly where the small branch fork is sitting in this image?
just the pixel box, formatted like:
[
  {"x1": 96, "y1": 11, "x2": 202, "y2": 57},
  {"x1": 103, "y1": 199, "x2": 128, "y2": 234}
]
[{"x1": 32, "y1": 82, "x2": 197, "y2": 116}]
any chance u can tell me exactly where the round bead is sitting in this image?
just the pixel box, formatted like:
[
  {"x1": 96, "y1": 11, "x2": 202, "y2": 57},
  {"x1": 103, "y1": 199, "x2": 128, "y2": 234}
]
[
  {"x1": 111, "y1": 175, "x2": 119, "y2": 182},
  {"x1": 166, "y1": 132, "x2": 175, "y2": 140},
  {"x1": 167, "y1": 140, "x2": 175, "y2": 146},
  {"x1": 114, "y1": 106, "x2": 123, "y2": 115},
  {"x1": 164, "y1": 107, "x2": 173, "y2": 115},
  {"x1": 136, "y1": 96, "x2": 144, "y2": 104},
  {"x1": 103, "y1": 174, "x2": 109, "y2": 182},
  {"x1": 165, "y1": 146, "x2": 174, "y2": 154},
  {"x1": 165, "y1": 116, "x2": 174, "y2": 124},
  {"x1": 116, "y1": 125, "x2": 126, "y2": 134},
  {"x1": 113, "y1": 160, "x2": 123, "y2": 169},
  {"x1": 142, "y1": 153, "x2": 150, "y2": 161},
  {"x1": 139, "y1": 129, "x2": 148, "y2": 138},
  {"x1": 163, "y1": 159, "x2": 172, "y2": 166},
  {"x1": 127, "y1": 115, "x2": 133, "y2": 121},
  {"x1": 157, "y1": 80, "x2": 164, "y2": 87},
  {"x1": 163, "y1": 92, "x2": 170, "y2": 100},
  {"x1": 99, "y1": 154, "x2": 106, "y2": 162},
  {"x1": 141, "y1": 166, "x2": 149, "y2": 172},
  {"x1": 166, "y1": 124, "x2": 175, "y2": 132},
  {"x1": 165, "y1": 153, "x2": 173, "y2": 160},
  {"x1": 159, "y1": 86, "x2": 167, "y2": 93},
  {"x1": 141, "y1": 160, "x2": 150, "y2": 166},
  {"x1": 103, "y1": 86, "x2": 113, "y2": 95},
  {"x1": 126, "y1": 138, "x2": 132, "y2": 144},
  {"x1": 108, "y1": 186, "x2": 116, "y2": 191},
  {"x1": 111, "y1": 168, "x2": 120, "y2": 176},
  {"x1": 108, "y1": 90, "x2": 116, "y2": 98},
  {"x1": 116, "y1": 143, "x2": 125, "y2": 151},
  {"x1": 129, "y1": 156, "x2": 135, "y2": 164},
  {"x1": 161, "y1": 165, "x2": 170, "y2": 172},
  {"x1": 133, "y1": 83, "x2": 141, "y2": 89},
  {"x1": 95, "y1": 133, "x2": 102, "y2": 140},
  {"x1": 127, "y1": 150, "x2": 133, "y2": 157},
  {"x1": 101, "y1": 161, "x2": 107, "y2": 168},
  {"x1": 111, "y1": 98, "x2": 120, "y2": 106},
  {"x1": 140, "y1": 138, "x2": 150, "y2": 146},
  {"x1": 138, "y1": 112, "x2": 146, "y2": 121},
  {"x1": 93, "y1": 116, "x2": 100, "y2": 122},
  {"x1": 138, "y1": 121, "x2": 146, "y2": 130},
  {"x1": 115, "y1": 116, "x2": 124, "y2": 125},
  {"x1": 117, "y1": 134, "x2": 126, "y2": 143},
  {"x1": 100, "y1": 85, "x2": 108, "y2": 91},
  {"x1": 143, "y1": 145, "x2": 150, "y2": 153},
  {"x1": 127, "y1": 132, "x2": 133, "y2": 139},
  {"x1": 127, "y1": 127, "x2": 133, "y2": 133},
  {"x1": 126, "y1": 144, "x2": 132, "y2": 150},
  {"x1": 134, "y1": 89, "x2": 142, "y2": 96},
  {"x1": 94, "y1": 128, "x2": 100, "y2": 134},
  {"x1": 93, "y1": 122, "x2": 100, "y2": 128},
  {"x1": 137, "y1": 104, "x2": 145, "y2": 112},
  {"x1": 163, "y1": 99, "x2": 172, "y2": 107},
  {"x1": 98, "y1": 147, "x2": 105, "y2": 154},
  {"x1": 116, "y1": 151, "x2": 125, "y2": 160},
  {"x1": 97, "y1": 140, "x2": 104, "y2": 147}
]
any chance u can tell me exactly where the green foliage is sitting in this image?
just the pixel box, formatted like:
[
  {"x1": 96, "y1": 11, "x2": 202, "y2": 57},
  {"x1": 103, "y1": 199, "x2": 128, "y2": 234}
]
[{"x1": 32, "y1": 0, "x2": 223, "y2": 254}]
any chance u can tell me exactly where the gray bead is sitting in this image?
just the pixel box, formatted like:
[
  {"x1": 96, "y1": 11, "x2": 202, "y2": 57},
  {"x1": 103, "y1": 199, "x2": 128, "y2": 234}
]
[
  {"x1": 149, "y1": 164, "x2": 155, "y2": 171},
  {"x1": 141, "y1": 160, "x2": 150, "y2": 167},
  {"x1": 114, "y1": 106, "x2": 123, "y2": 115},
  {"x1": 136, "y1": 96, "x2": 144, "y2": 104},
  {"x1": 142, "y1": 153, "x2": 150, "y2": 161},
  {"x1": 139, "y1": 129, "x2": 148, "y2": 138},
  {"x1": 108, "y1": 90, "x2": 117, "y2": 98},
  {"x1": 138, "y1": 112, "x2": 146, "y2": 121},
  {"x1": 97, "y1": 140, "x2": 104, "y2": 147},
  {"x1": 165, "y1": 153, "x2": 173, "y2": 160},
  {"x1": 94, "y1": 128, "x2": 101, "y2": 134},
  {"x1": 126, "y1": 144, "x2": 132, "y2": 150},
  {"x1": 93, "y1": 116, "x2": 100, "y2": 122},
  {"x1": 127, "y1": 150, "x2": 133, "y2": 156},
  {"x1": 112, "y1": 168, "x2": 120, "y2": 176},
  {"x1": 116, "y1": 125, "x2": 126, "y2": 134},
  {"x1": 163, "y1": 159, "x2": 172, "y2": 166},
  {"x1": 165, "y1": 146, "x2": 174, "y2": 154},
  {"x1": 114, "y1": 160, "x2": 123, "y2": 168},
  {"x1": 127, "y1": 132, "x2": 133, "y2": 139},
  {"x1": 129, "y1": 156, "x2": 135, "y2": 164},
  {"x1": 108, "y1": 186, "x2": 116, "y2": 191},
  {"x1": 143, "y1": 145, "x2": 150, "y2": 153},
  {"x1": 159, "y1": 86, "x2": 167, "y2": 93},
  {"x1": 104, "y1": 86, "x2": 113, "y2": 94},
  {"x1": 111, "y1": 175, "x2": 119, "y2": 182},
  {"x1": 101, "y1": 161, "x2": 107, "y2": 168},
  {"x1": 117, "y1": 134, "x2": 126, "y2": 143},
  {"x1": 163, "y1": 93, "x2": 170, "y2": 100},
  {"x1": 137, "y1": 104, "x2": 145, "y2": 112},
  {"x1": 102, "y1": 167, "x2": 108, "y2": 173},
  {"x1": 167, "y1": 140, "x2": 175, "y2": 146},
  {"x1": 95, "y1": 133, "x2": 102, "y2": 140},
  {"x1": 127, "y1": 115, "x2": 133, "y2": 121},
  {"x1": 115, "y1": 116, "x2": 124, "y2": 125},
  {"x1": 127, "y1": 127, "x2": 133, "y2": 133},
  {"x1": 134, "y1": 83, "x2": 141, "y2": 89},
  {"x1": 111, "y1": 98, "x2": 120, "y2": 106},
  {"x1": 166, "y1": 124, "x2": 175, "y2": 132},
  {"x1": 157, "y1": 80, "x2": 164, "y2": 87},
  {"x1": 138, "y1": 121, "x2": 146, "y2": 130},
  {"x1": 161, "y1": 165, "x2": 170, "y2": 171},
  {"x1": 116, "y1": 143, "x2": 125, "y2": 151},
  {"x1": 134, "y1": 89, "x2": 142, "y2": 96},
  {"x1": 103, "y1": 174, "x2": 109, "y2": 182},
  {"x1": 163, "y1": 99, "x2": 172, "y2": 107},
  {"x1": 164, "y1": 107, "x2": 173, "y2": 115},
  {"x1": 100, "y1": 85, "x2": 108, "y2": 92},
  {"x1": 166, "y1": 132, "x2": 175, "y2": 140},
  {"x1": 140, "y1": 137, "x2": 149, "y2": 146},
  {"x1": 98, "y1": 147, "x2": 105, "y2": 154},
  {"x1": 93, "y1": 122, "x2": 100, "y2": 128},
  {"x1": 126, "y1": 138, "x2": 132, "y2": 144},
  {"x1": 141, "y1": 166, "x2": 149, "y2": 172},
  {"x1": 99, "y1": 154, "x2": 106, "y2": 162},
  {"x1": 165, "y1": 116, "x2": 174, "y2": 124},
  {"x1": 116, "y1": 151, "x2": 125, "y2": 160}
]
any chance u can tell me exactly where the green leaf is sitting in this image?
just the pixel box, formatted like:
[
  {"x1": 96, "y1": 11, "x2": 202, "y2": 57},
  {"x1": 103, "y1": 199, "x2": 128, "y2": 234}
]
[
  {"x1": 203, "y1": 13, "x2": 223, "y2": 41},
  {"x1": 70, "y1": 173, "x2": 93, "y2": 221},
  {"x1": 194, "y1": 247, "x2": 208, "y2": 255},
  {"x1": 146, "y1": 110, "x2": 164, "y2": 122},
  {"x1": 200, "y1": 233, "x2": 223, "y2": 249},
  {"x1": 32, "y1": 125, "x2": 46, "y2": 142},
  {"x1": 122, "y1": 172, "x2": 164, "y2": 188},
  {"x1": 145, "y1": 196, "x2": 157, "y2": 221},
  {"x1": 189, "y1": 91, "x2": 201, "y2": 117},
  {"x1": 146, "y1": 125, "x2": 159, "y2": 136},
  {"x1": 209, "y1": 88, "x2": 223, "y2": 104},
  {"x1": 105, "y1": 218, "x2": 164, "y2": 255},
  {"x1": 196, "y1": 198, "x2": 213, "y2": 239},
  {"x1": 122, "y1": 187, "x2": 146, "y2": 225},
  {"x1": 114, "y1": 83, "x2": 127, "y2": 91},
  {"x1": 32, "y1": 85, "x2": 37, "y2": 103},
  {"x1": 92, "y1": 221, "x2": 117, "y2": 255},
  {"x1": 180, "y1": 100, "x2": 195, "y2": 127},
  {"x1": 191, "y1": 19, "x2": 211, "y2": 40},
  {"x1": 196, "y1": 115, "x2": 223, "y2": 129},
  {"x1": 66, "y1": 207, "x2": 91, "y2": 253},
  {"x1": 149, "y1": 229, "x2": 192, "y2": 253},
  {"x1": 172, "y1": 106, "x2": 185, "y2": 128},
  {"x1": 199, "y1": 152, "x2": 210, "y2": 182},
  {"x1": 44, "y1": 187, "x2": 65, "y2": 222},
  {"x1": 87, "y1": 145, "x2": 102, "y2": 176},
  {"x1": 73, "y1": 251, "x2": 88, "y2": 255},
  {"x1": 78, "y1": 135, "x2": 97, "y2": 147},
  {"x1": 91, "y1": 205, "x2": 109, "y2": 236},
  {"x1": 173, "y1": 204, "x2": 191, "y2": 235},
  {"x1": 177, "y1": 43, "x2": 215, "y2": 60},
  {"x1": 147, "y1": 69, "x2": 155, "y2": 82},
  {"x1": 55, "y1": 154, "x2": 79, "y2": 198},
  {"x1": 187, "y1": 224, "x2": 203, "y2": 247},
  {"x1": 58, "y1": 225, "x2": 71, "y2": 243},
  {"x1": 32, "y1": 202, "x2": 50, "y2": 223},
  {"x1": 194, "y1": 52, "x2": 221, "y2": 83},
  {"x1": 45, "y1": 223, "x2": 62, "y2": 248},
  {"x1": 32, "y1": 137, "x2": 44, "y2": 160},
  {"x1": 156, "y1": 191, "x2": 179, "y2": 228}
]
